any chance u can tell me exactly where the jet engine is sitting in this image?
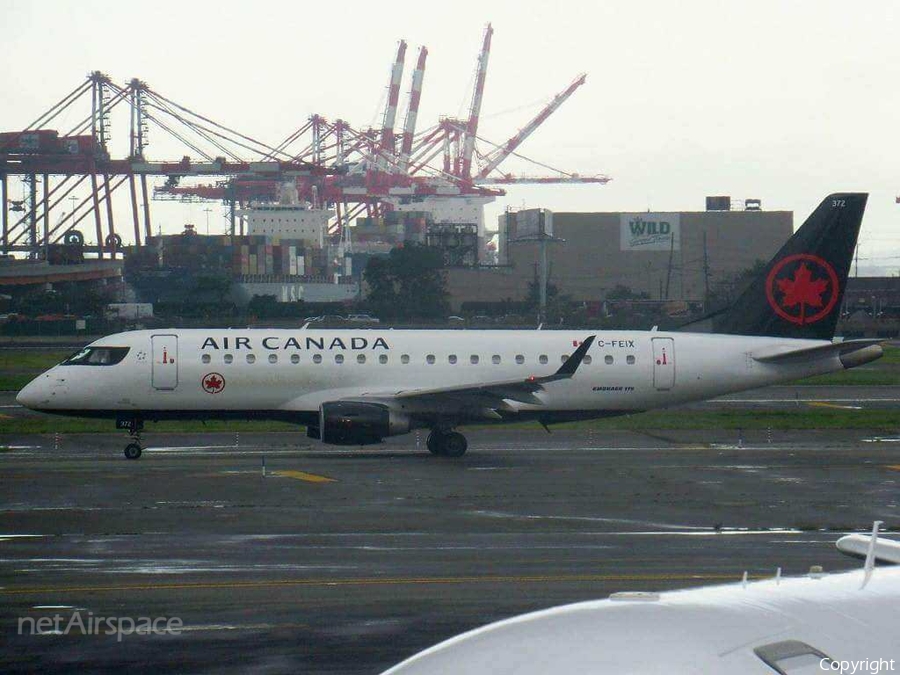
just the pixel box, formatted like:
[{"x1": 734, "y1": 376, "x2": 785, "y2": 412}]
[{"x1": 313, "y1": 401, "x2": 411, "y2": 445}]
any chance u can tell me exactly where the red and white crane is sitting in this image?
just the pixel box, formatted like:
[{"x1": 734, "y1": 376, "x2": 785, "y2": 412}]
[
  {"x1": 398, "y1": 46, "x2": 428, "y2": 173},
  {"x1": 149, "y1": 24, "x2": 608, "y2": 236},
  {"x1": 459, "y1": 23, "x2": 493, "y2": 181},
  {"x1": 475, "y1": 73, "x2": 588, "y2": 181},
  {"x1": 376, "y1": 40, "x2": 407, "y2": 173}
]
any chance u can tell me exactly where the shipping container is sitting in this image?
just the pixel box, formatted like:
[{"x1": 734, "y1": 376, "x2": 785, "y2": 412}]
[{"x1": 60, "y1": 135, "x2": 94, "y2": 155}]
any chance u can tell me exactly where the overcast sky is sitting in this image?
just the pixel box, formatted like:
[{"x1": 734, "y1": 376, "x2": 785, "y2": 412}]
[{"x1": 3, "y1": 0, "x2": 898, "y2": 274}]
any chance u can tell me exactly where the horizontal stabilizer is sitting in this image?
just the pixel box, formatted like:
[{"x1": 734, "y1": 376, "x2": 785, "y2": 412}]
[{"x1": 752, "y1": 339, "x2": 883, "y2": 365}]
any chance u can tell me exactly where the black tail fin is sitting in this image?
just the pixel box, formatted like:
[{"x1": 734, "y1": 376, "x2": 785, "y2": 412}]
[{"x1": 710, "y1": 193, "x2": 867, "y2": 339}]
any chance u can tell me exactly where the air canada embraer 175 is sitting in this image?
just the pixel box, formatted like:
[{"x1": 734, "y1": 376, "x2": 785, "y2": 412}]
[{"x1": 17, "y1": 193, "x2": 883, "y2": 460}]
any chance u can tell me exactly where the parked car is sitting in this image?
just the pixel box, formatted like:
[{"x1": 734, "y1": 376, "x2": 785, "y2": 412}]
[{"x1": 346, "y1": 313, "x2": 380, "y2": 323}]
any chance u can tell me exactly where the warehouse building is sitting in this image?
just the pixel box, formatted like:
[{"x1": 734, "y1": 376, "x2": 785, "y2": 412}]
[{"x1": 446, "y1": 199, "x2": 793, "y2": 310}]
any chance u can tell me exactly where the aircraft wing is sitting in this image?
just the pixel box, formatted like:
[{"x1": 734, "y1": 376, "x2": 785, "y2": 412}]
[
  {"x1": 751, "y1": 338, "x2": 883, "y2": 364},
  {"x1": 836, "y1": 533, "x2": 900, "y2": 564},
  {"x1": 350, "y1": 335, "x2": 596, "y2": 408}
]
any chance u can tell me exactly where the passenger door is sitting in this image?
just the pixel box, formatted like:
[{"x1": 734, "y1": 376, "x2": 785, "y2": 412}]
[
  {"x1": 652, "y1": 337, "x2": 675, "y2": 390},
  {"x1": 151, "y1": 334, "x2": 178, "y2": 390}
]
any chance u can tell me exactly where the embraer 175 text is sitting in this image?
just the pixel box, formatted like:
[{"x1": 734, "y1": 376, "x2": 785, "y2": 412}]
[{"x1": 17, "y1": 193, "x2": 883, "y2": 460}]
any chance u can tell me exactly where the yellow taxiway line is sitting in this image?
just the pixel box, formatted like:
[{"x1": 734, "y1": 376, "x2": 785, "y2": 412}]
[{"x1": 272, "y1": 469, "x2": 336, "y2": 483}]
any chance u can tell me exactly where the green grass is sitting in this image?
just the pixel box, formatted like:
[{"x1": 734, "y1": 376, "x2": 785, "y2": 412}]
[
  {"x1": 0, "y1": 350, "x2": 72, "y2": 391},
  {"x1": 0, "y1": 417, "x2": 299, "y2": 435},
  {"x1": 565, "y1": 408, "x2": 899, "y2": 431},
  {"x1": 1, "y1": 407, "x2": 896, "y2": 436},
  {"x1": 0, "y1": 374, "x2": 41, "y2": 391},
  {"x1": 797, "y1": 368, "x2": 899, "y2": 386},
  {"x1": 795, "y1": 345, "x2": 899, "y2": 386},
  {"x1": 0, "y1": 350, "x2": 71, "y2": 371}
]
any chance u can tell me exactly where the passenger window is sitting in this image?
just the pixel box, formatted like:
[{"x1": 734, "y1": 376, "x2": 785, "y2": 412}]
[
  {"x1": 268, "y1": 354, "x2": 277, "y2": 364},
  {"x1": 401, "y1": 354, "x2": 410, "y2": 364},
  {"x1": 313, "y1": 354, "x2": 322, "y2": 364},
  {"x1": 627, "y1": 355, "x2": 635, "y2": 365},
  {"x1": 560, "y1": 355, "x2": 568, "y2": 363},
  {"x1": 492, "y1": 355, "x2": 501, "y2": 364},
  {"x1": 357, "y1": 354, "x2": 366, "y2": 364},
  {"x1": 246, "y1": 354, "x2": 256, "y2": 364},
  {"x1": 426, "y1": 354, "x2": 435, "y2": 364},
  {"x1": 470, "y1": 355, "x2": 479, "y2": 364},
  {"x1": 449, "y1": 355, "x2": 457, "y2": 364},
  {"x1": 605, "y1": 355, "x2": 614, "y2": 365},
  {"x1": 335, "y1": 354, "x2": 344, "y2": 364},
  {"x1": 290, "y1": 354, "x2": 300, "y2": 364},
  {"x1": 539, "y1": 355, "x2": 548, "y2": 364},
  {"x1": 202, "y1": 354, "x2": 211, "y2": 364},
  {"x1": 379, "y1": 354, "x2": 388, "y2": 364},
  {"x1": 583, "y1": 355, "x2": 592, "y2": 365},
  {"x1": 515, "y1": 355, "x2": 524, "y2": 364},
  {"x1": 224, "y1": 354, "x2": 233, "y2": 364}
]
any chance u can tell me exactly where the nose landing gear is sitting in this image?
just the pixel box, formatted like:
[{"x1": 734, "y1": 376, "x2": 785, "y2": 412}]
[
  {"x1": 426, "y1": 429, "x2": 468, "y2": 458},
  {"x1": 117, "y1": 417, "x2": 144, "y2": 460}
]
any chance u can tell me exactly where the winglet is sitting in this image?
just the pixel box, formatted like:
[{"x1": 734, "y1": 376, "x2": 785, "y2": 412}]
[{"x1": 555, "y1": 335, "x2": 596, "y2": 377}]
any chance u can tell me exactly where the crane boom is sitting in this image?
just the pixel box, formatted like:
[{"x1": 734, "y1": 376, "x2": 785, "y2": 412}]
[
  {"x1": 398, "y1": 46, "x2": 428, "y2": 172},
  {"x1": 459, "y1": 23, "x2": 493, "y2": 180},
  {"x1": 476, "y1": 174, "x2": 610, "y2": 185},
  {"x1": 475, "y1": 73, "x2": 587, "y2": 180},
  {"x1": 378, "y1": 40, "x2": 407, "y2": 171}
]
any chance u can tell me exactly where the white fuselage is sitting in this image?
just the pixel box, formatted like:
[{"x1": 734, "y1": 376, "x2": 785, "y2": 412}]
[
  {"x1": 381, "y1": 565, "x2": 900, "y2": 674},
  {"x1": 18, "y1": 328, "x2": 844, "y2": 422}
]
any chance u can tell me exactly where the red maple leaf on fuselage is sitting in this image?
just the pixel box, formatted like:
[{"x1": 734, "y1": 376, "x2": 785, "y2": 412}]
[
  {"x1": 204, "y1": 375, "x2": 223, "y2": 391},
  {"x1": 775, "y1": 263, "x2": 829, "y2": 312}
]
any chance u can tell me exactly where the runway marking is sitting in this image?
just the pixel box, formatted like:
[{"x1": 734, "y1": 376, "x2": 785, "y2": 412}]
[
  {"x1": 0, "y1": 572, "x2": 749, "y2": 596},
  {"x1": 715, "y1": 398, "x2": 900, "y2": 403},
  {"x1": 806, "y1": 402, "x2": 863, "y2": 411},
  {"x1": 177, "y1": 622, "x2": 308, "y2": 633},
  {"x1": 273, "y1": 470, "x2": 336, "y2": 483}
]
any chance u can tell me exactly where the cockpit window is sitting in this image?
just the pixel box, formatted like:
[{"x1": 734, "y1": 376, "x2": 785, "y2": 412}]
[{"x1": 62, "y1": 347, "x2": 130, "y2": 366}]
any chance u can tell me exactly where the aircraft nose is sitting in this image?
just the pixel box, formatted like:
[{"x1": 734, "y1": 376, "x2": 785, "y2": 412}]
[{"x1": 16, "y1": 377, "x2": 46, "y2": 410}]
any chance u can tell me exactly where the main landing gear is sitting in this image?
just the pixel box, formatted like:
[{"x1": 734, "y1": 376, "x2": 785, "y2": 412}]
[{"x1": 426, "y1": 429, "x2": 468, "y2": 458}]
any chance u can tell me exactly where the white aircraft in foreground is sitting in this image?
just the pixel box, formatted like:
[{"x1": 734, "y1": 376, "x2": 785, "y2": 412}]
[
  {"x1": 380, "y1": 524, "x2": 900, "y2": 675},
  {"x1": 17, "y1": 193, "x2": 882, "y2": 459}
]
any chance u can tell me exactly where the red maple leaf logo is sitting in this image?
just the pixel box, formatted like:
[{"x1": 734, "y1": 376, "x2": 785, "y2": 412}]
[
  {"x1": 766, "y1": 254, "x2": 839, "y2": 326},
  {"x1": 776, "y1": 263, "x2": 829, "y2": 313},
  {"x1": 202, "y1": 373, "x2": 225, "y2": 394}
]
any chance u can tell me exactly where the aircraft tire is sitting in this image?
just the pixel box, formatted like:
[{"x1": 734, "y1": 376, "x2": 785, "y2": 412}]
[
  {"x1": 124, "y1": 443, "x2": 142, "y2": 460},
  {"x1": 426, "y1": 431, "x2": 445, "y2": 455},
  {"x1": 442, "y1": 432, "x2": 468, "y2": 458}
]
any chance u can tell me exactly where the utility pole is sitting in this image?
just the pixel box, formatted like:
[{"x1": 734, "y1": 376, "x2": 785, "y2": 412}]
[
  {"x1": 664, "y1": 231, "x2": 675, "y2": 300},
  {"x1": 510, "y1": 208, "x2": 563, "y2": 323},
  {"x1": 702, "y1": 231, "x2": 711, "y2": 308}
]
